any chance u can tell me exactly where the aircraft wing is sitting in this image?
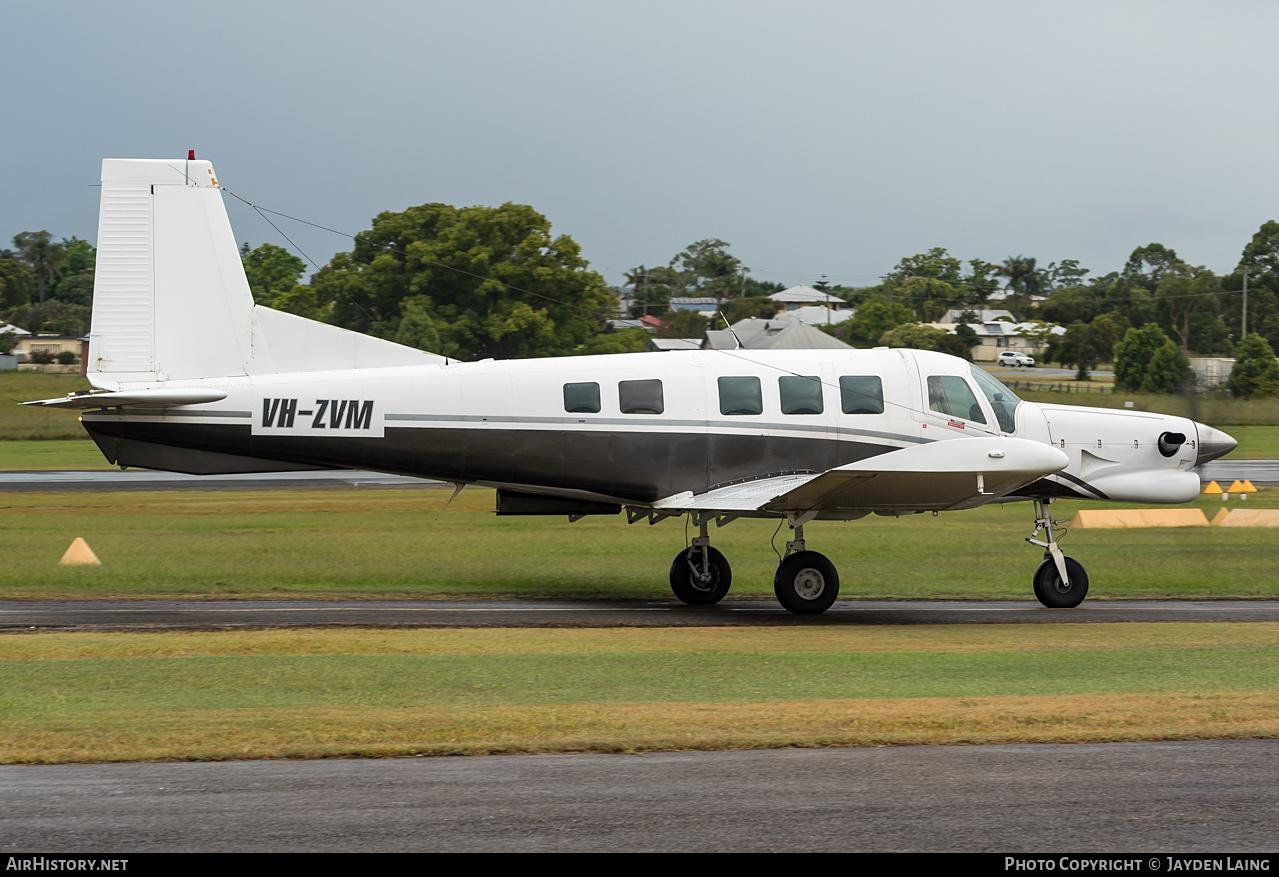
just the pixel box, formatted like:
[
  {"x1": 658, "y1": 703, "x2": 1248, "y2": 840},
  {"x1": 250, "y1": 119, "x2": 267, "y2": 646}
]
[
  {"x1": 653, "y1": 437, "x2": 1069, "y2": 515},
  {"x1": 21, "y1": 390, "x2": 228, "y2": 409}
]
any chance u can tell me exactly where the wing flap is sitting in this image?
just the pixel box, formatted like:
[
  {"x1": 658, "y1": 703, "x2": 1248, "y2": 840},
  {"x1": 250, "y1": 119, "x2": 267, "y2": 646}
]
[{"x1": 654, "y1": 438, "x2": 1069, "y2": 514}]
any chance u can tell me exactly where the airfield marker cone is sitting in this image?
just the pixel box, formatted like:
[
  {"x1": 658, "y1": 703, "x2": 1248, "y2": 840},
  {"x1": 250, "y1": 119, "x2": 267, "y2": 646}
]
[
  {"x1": 1241, "y1": 480, "x2": 1258, "y2": 499},
  {"x1": 59, "y1": 538, "x2": 100, "y2": 566},
  {"x1": 1204, "y1": 481, "x2": 1225, "y2": 501}
]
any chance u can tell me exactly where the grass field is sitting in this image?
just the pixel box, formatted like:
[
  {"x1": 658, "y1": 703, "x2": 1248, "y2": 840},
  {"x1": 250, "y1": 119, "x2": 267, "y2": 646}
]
[
  {"x1": 0, "y1": 488, "x2": 1275, "y2": 601},
  {"x1": 2, "y1": 624, "x2": 1275, "y2": 763},
  {"x1": 0, "y1": 373, "x2": 93, "y2": 440}
]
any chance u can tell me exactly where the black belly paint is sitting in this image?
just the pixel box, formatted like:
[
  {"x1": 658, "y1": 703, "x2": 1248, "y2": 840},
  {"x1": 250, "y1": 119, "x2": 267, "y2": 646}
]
[{"x1": 83, "y1": 420, "x2": 894, "y2": 503}]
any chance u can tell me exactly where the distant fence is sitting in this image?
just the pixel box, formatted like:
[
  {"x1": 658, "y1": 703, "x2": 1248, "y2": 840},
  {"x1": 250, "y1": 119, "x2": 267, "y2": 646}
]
[{"x1": 1006, "y1": 381, "x2": 1112, "y2": 395}]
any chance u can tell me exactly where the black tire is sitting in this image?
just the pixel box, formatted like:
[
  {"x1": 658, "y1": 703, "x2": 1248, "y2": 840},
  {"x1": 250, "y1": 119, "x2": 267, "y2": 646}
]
[
  {"x1": 669, "y1": 546, "x2": 732, "y2": 605},
  {"x1": 1032, "y1": 556, "x2": 1089, "y2": 608},
  {"x1": 774, "y1": 551, "x2": 840, "y2": 615}
]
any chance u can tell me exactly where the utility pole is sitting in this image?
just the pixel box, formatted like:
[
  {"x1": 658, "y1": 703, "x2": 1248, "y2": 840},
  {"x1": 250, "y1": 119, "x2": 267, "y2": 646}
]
[{"x1": 1242, "y1": 268, "x2": 1248, "y2": 338}]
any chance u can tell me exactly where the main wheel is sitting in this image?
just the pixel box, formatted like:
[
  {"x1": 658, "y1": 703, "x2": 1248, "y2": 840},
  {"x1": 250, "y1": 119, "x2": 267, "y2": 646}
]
[
  {"x1": 774, "y1": 551, "x2": 840, "y2": 615},
  {"x1": 669, "y1": 546, "x2": 732, "y2": 605},
  {"x1": 1032, "y1": 556, "x2": 1089, "y2": 608}
]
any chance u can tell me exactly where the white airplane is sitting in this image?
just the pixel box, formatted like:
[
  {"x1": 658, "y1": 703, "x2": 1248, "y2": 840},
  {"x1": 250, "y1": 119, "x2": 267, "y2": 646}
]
[{"x1": 26, "y1": 157, "x2": 1238, "y2": 614}]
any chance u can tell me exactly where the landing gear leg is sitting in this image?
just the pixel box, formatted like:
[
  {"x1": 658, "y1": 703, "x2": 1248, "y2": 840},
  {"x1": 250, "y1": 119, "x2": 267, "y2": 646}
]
[
  {"x1": 1026, "y1": 498, "x2": 1089, "y2": 608},
  {"x1": 773, "y1": 512, "x2": 840, "y2": 615},
  {"x1": 669, "y1": 514, "x2": 732, "y2": 605}
]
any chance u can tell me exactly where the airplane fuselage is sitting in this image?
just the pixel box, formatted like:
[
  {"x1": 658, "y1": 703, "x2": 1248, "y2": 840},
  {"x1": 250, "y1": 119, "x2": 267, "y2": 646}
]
[{"x1": 79, "y1": 346, "x2": 1221, "y2": 513}]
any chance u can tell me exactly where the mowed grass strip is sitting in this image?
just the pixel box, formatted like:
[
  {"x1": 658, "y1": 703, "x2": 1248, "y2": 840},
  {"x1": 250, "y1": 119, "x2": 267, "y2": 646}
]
[
  {"x1": 1, "y1": 625, "x2": 1277, "y2": 762},
  {"x1": 5, "y1": 693, "x2": 1277, "y2": 763},
  {"x1": 2, "y1": 489, "x2": 1279, "y2": 600}
]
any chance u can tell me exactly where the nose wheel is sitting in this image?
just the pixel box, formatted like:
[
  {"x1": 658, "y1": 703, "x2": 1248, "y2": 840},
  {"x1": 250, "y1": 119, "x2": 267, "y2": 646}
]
[
  {"x1": 1032, "y1": 556, "x2": 1088, "y2": 608},
  {"x1": 1026, "y1": 498, "x2": 1089, "y2": 608}
]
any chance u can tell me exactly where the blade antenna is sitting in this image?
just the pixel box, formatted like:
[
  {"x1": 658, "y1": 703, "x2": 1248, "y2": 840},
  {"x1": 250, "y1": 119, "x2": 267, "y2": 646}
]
[
  {"x1": 442, "y1": 482, "x2": 466, "y2": 511},
  {"x1": 717, "y1": 310, "x2": 744, "y2": 349}
]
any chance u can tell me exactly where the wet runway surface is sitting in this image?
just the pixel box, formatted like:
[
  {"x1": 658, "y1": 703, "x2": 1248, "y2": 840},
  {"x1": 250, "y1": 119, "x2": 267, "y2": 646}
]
[
  {"x1": 4, "y1": 740, "x2": 1275, "y2": 852},
  {"x1": 5, "y1": 598, "x2": 1279, "y2": 630}
]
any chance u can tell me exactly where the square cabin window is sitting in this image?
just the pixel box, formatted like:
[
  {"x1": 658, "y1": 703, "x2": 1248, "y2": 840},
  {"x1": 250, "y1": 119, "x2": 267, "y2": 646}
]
[
  {"x1": 718, "y1": 376, "x2": 763, "y2": 415},
  {"x1": 779, "y1": 375, "x2": 823, "y2": 415},
  {"x1": 619, "y1": 379, "x2": 664, "y2": 414},
  {"x1": 563, "y1": 382, "x2": 600, "y2": 414},
  {"x1": 839, "y1": 376, "x2": 885, "y2": 414}
]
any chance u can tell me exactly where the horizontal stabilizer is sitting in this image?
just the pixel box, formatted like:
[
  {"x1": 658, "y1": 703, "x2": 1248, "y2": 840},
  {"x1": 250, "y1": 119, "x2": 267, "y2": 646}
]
[{"x1": 22, "y1": 389, "x2": 228, "y2": 409}]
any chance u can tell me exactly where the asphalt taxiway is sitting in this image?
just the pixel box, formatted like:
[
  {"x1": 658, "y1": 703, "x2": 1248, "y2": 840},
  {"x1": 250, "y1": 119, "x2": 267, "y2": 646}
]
[
  {"x1": 5, "y1": 598, "x2": 1279, "y2": 630},
  {"x1": 4, "y1": 740, "x2": 1275, "y2": 852}
]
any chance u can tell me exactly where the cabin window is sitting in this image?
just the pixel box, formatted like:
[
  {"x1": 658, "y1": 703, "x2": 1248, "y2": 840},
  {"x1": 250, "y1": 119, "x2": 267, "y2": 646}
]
[
  {"x1": 619, "y1": 379, "x2": 664, "y2": 414},
  {"x1": 927, "y1": 375, "x2": 987, "y2": 424},
  {"x1": 718, "y1": 376, "x2": 763, "y2": 415},
  {"x1": 969, "y1": 366, "x2": 1020, "y2": 432},
  {"x1": 839, "y1": 376, "x2": 884, "y2": 414},
  {"x1": 779, "y1": 376, "x2": 823, "y2": 415},
  {"x1": 563, "y1": 382, "x2": 601, "y2": 414}
]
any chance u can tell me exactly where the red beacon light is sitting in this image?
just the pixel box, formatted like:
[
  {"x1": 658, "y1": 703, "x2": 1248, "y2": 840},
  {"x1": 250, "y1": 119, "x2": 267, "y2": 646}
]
[{"x1": 188, "y1": 150, "x2": 196, "y2": 160}]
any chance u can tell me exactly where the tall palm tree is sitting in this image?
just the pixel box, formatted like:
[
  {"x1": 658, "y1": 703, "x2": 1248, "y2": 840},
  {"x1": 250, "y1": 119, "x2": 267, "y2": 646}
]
[{"x1": 998, "y1": 255, "x2": 1042, "y2": 320}]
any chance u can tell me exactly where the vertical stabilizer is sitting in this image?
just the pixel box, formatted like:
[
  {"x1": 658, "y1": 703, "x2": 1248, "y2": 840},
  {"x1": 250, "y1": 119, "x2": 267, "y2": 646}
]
[
  {"x1": 89, "y1": 157, "x2": 443, "y2": 388},
  {"x1": 90, "y1": 158, "x2": 255, "y2": 384}
]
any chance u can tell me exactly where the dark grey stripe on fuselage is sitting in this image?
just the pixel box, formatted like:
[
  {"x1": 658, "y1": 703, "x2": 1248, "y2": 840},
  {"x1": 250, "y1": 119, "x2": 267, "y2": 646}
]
[
  {"x1": 82, "y1": 420, "x2": 898, "y2": 503},
  {"x1": 384, "y1": 413, "x2": 931, "y2": 446}
]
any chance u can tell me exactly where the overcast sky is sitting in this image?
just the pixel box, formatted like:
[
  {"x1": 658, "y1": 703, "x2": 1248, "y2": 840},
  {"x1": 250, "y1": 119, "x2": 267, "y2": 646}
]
[{"x1": 5, "y1": 1, "x2": 1279, "y2": 288}]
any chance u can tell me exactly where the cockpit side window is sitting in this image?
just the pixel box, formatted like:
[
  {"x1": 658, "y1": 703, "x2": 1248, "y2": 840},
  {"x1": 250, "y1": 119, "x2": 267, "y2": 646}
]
[
  {"x1": 926, "y1": 375, "x2": 987, "y2": 424},
  {"x1": 969, "y1": 365, "x2": 1021, "y2": 433}
]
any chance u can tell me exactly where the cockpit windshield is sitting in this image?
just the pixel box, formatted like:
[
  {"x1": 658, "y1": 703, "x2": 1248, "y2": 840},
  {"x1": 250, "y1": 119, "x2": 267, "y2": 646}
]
[{"x1": 970, "y1": 365, "x2": 1021, "y2": 433}]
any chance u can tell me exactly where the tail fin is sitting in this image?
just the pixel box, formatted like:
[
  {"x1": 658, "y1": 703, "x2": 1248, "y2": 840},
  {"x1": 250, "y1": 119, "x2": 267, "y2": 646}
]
[{"x1": 89, "y1": 157, "x2": 440, "y2": 387}]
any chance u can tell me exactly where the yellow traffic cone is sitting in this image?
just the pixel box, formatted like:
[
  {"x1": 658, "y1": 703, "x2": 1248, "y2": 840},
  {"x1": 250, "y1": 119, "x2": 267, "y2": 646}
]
[
  {"x1": 59, "y1": 537, "x2": 100, "y2": 566},
  {"x1": 1241, "y1": 480, "x2": 1258, "y2": 499},
  {"x1": 1204, "y1": 481, "x2": 1227, "y2": 500}
]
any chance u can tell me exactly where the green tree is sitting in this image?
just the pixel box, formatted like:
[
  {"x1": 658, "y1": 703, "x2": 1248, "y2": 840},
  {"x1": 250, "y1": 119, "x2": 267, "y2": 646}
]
[
  {"x1": 1225, "y1": 334, "x2": 1279, "y2": 399},
  {"x1": 721, "y1": 296, "x2": 781, "y2": 323},
  {"x1": 661, "y1": 309, "x2": 710, "y2": 338},
  {"x1": 0, "y1": 258, "x2": 34, "y2": 310},
  {"x1": 1224, "y1": 220, "x2": 1279, "y2": 353},
  {"x1": 1045, "y1": 259, "x2": 1090, "y2": 290},
  {"x1": 1122, "y1": 243, "x2": 1180, "y2": 292},
  {"x1": 1140, "y1": 339, "x2": 1191, "y2": 394},
  {"x1": 1113, "y1": 323, "x2": 1173, "y2": 392},
  {"x1": 878, "y1": 323, "x2": 973, "y2": 360},
  {"x1": 1051, "y1": 317, "x2": 1117, "y2": 380},
  {"x1": 887, "y1": 248, "x2": 963, "y2": 284},
  {"x1": 309, "y1": 202, "x2": 612, "y2": 360},
  {"x1": 575, "y1": 328, "x2": 651, "y2": 355},
  {"x1": 12, "y1": 231, "x2": 67, "y2": 303},
  {"x1": 844, "y1": 298, "x2": 915, "y2": 347},
  {"x1": 0, "y1": 329, "x2": 18, "y2": 355},
  {"x1": 669, "y1": 239, "x2": 744, "y2": 304},
  {"x1": 393, "y1": 296, "x2": 442, "y2": 353},
  {"x1": 997, "y1": 255, "x2": 1045, "y2": 319},
  {"x1": 1154, "y1": 263, "x2": 1221, "y2": 353},
  {"x1": 242, "y1": 243, "x2": 307, "y2": 307}
]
